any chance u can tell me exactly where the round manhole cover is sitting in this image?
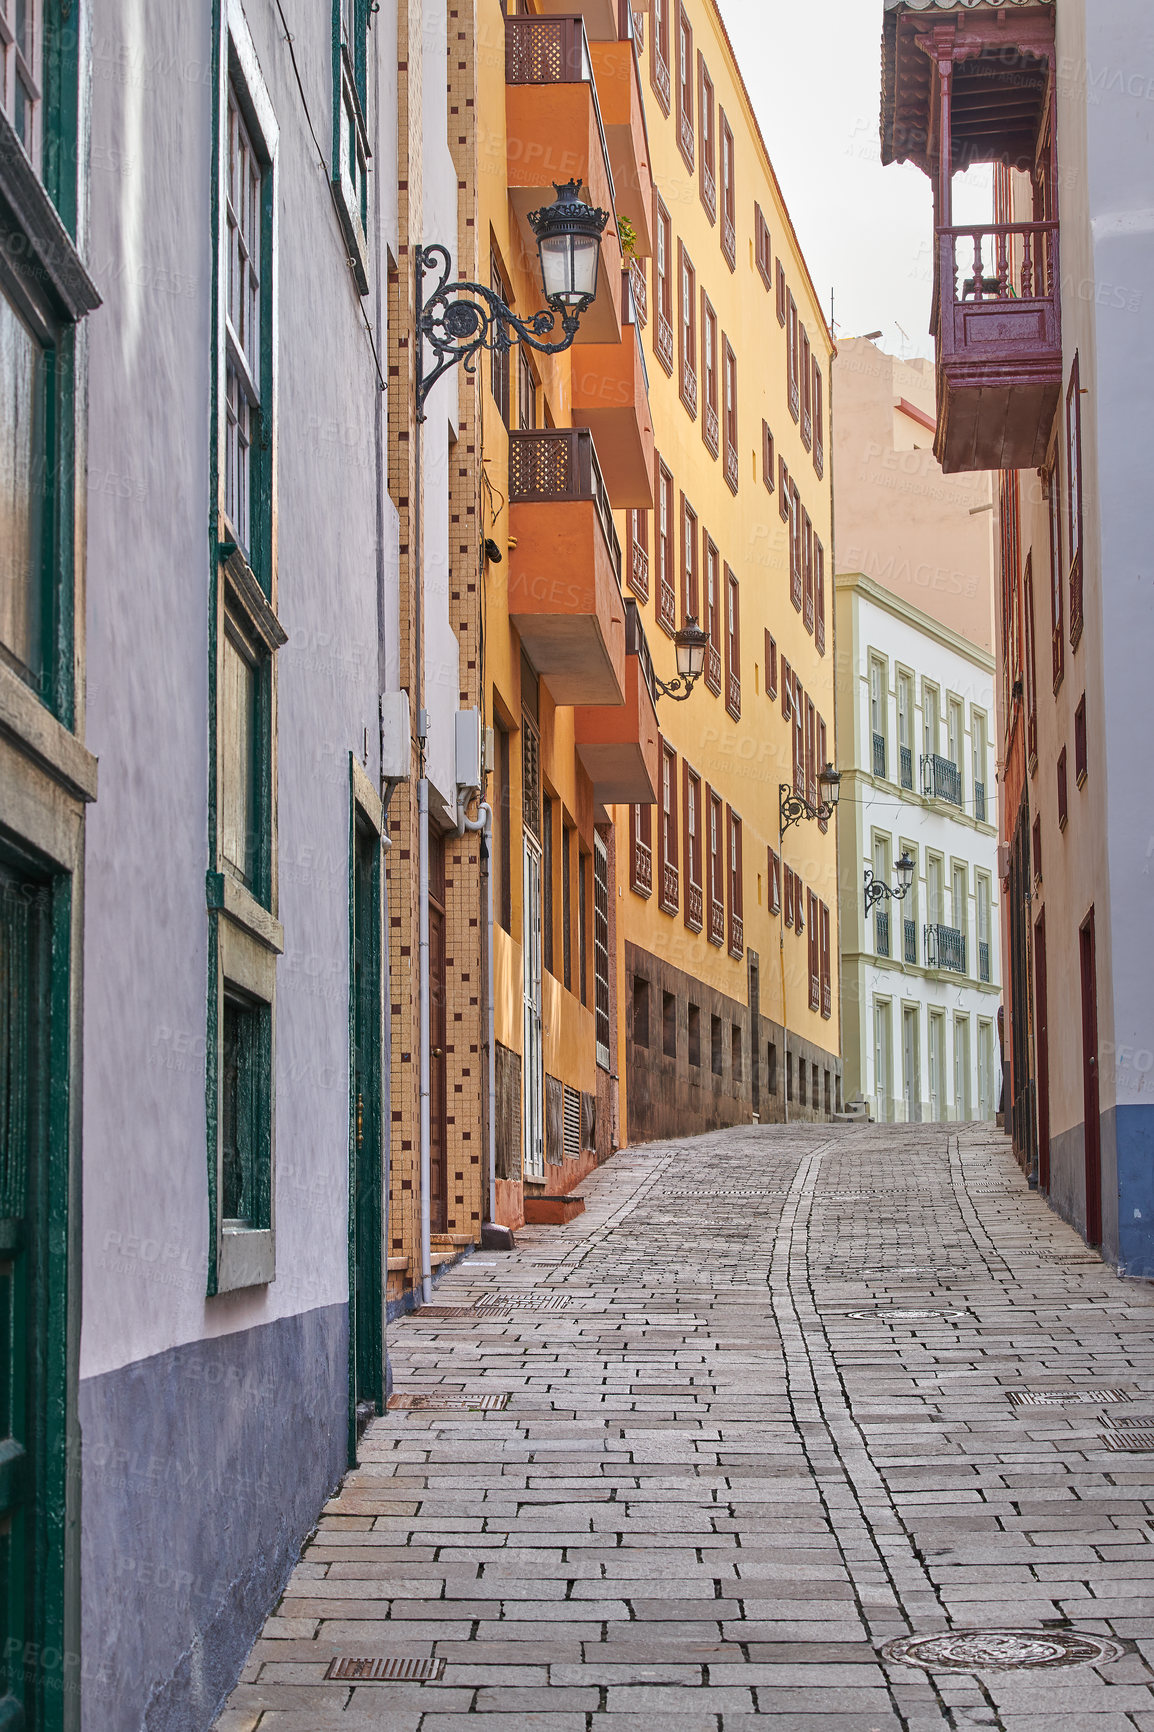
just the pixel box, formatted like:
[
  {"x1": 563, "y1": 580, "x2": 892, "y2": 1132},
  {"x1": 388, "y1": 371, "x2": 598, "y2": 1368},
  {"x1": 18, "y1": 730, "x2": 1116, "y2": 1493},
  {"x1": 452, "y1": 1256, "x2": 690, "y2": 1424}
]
[{"x1": 881, "y1": 1629, "x2": 1123, "y2": 1673}]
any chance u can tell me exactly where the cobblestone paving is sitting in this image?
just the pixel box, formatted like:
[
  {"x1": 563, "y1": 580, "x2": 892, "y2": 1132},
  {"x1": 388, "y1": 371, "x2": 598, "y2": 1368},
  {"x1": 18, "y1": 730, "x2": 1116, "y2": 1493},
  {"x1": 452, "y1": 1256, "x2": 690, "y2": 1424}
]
[{"x1": 217, "y1": 1124, "x2": 1154, "y2": 1729}]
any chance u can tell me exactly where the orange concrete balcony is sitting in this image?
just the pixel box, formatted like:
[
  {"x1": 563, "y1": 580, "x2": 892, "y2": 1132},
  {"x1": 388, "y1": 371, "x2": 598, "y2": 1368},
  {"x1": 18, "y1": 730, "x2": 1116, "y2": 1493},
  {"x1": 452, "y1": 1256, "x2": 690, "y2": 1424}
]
[
  {"x1": 590, "y1": 37, "x2": 653, "y2": 257},
  {"x1": 575, "y1": 599, "x2": 660, "y2": 805},
  {"x1": 508, "y1": 428, "x2": 627, "y2": 708},
  {"x1": 570, "y1": 293, "x2": 654, "y2": 509},
  {"x1": 505, "y1": 15, "x2": 623, "y2": 346}
]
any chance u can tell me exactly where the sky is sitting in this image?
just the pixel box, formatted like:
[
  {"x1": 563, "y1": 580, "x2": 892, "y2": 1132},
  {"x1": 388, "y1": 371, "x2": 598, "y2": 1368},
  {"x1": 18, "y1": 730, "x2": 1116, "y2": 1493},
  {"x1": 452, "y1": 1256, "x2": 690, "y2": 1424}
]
[{"x1": 717, "y1": 0, "x2": 991, "y2": 359}]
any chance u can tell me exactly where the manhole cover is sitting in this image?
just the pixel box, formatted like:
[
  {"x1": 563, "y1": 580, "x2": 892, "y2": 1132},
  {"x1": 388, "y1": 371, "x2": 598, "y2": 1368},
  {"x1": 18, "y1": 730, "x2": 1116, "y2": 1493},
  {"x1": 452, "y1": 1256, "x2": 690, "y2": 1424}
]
[
  {"x1": 388, "y1": 1392, "x2": 510, "y2": 1411},
  {"x1": 325, "y1": 1656, "x2": 446, "y2": 1682},
  {"x1": 1100, "y1": 1430, "x2": 1154, "y2": 1452},
  {"x1": 881, "y1": 1630, "x2": 1122, "y2": 1673},
  {"x1": 1008, "y1": 1389, "x2": 1130, "y2": 1407}
]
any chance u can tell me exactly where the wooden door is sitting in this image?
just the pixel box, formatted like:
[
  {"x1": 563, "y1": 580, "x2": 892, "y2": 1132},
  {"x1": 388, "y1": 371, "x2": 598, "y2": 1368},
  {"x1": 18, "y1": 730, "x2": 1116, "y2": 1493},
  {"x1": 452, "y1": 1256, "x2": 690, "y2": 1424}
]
[
  {"x1": 350, "y1": 817, "x2": 384, "y2": 1443},
  {"x1": 1080, "y1": 910, "x2": 1102, "y2": 1247},
  {"x1": 1034, "y1": 910, "x2": 1051, "y2": 1194}
]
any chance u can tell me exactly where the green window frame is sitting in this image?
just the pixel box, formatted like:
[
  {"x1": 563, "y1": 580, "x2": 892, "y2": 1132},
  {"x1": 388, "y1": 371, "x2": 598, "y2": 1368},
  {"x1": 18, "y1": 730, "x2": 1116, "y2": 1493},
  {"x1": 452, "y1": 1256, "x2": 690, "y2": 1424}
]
[
  {"x1": 207, "y1": 0, "x2": 284, "y2": 1296},
  {"x1": 332, "y1": 0, "x2": 371, "y2": 293}
]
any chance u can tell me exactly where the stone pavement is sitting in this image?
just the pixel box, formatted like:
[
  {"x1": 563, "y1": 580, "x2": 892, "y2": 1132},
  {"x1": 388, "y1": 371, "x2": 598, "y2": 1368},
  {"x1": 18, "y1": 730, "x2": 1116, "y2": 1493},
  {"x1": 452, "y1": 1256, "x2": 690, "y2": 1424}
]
[{"x1": 216, "y1": 1124, "x2": 1154, "y2": 1729}]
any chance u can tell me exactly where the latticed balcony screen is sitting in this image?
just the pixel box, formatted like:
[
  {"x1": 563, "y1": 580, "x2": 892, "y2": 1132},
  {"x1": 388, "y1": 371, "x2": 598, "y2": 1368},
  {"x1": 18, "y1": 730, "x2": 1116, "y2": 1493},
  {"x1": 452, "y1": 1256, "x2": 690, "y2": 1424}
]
[{"x1": 505, "y1": 15, "x2": 588, "y2": 83}]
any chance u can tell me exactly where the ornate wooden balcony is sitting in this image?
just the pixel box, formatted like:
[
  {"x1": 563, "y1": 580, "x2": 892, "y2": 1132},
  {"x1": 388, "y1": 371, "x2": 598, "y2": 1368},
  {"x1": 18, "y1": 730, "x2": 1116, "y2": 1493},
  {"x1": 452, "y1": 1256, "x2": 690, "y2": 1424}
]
[
  {"x1": 705, "y1": 643, "x2": 721, "y2": 697},
  {"x1": 727, "y1": 910, "x2": 743, "y2": 959},
  {"x1": 660, "y1": 860, "x2": 679, "y2": 915},
  {"x1": 633, "y1": 836, "x2": 652, "y2": 897},
  {"x1": 508, "y1": 428, "x2": 626, "y2": 707},
  {"x1": 574, "y1": 599, "x2": 660, "y2": 805},
  {"x1": 934, "y1": 221, "x2": 1062, "y2": 473},
  {"x1": 685, "y1": 880, "x2": 703, "y2": 933},
  {"x1": 709, "y1": 898, "x2": 724, "y2": 948}
]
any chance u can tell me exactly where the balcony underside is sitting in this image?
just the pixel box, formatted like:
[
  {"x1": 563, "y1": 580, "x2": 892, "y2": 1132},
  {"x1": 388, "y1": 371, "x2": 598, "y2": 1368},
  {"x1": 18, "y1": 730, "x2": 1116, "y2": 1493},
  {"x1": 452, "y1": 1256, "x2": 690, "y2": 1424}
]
[
  {"x1": 574, "y1": 654, "x2": 660, "y2": 804},
  {"x1": 591, "y1": 40, "x2": 653, "y2": 256},
  {"x1": 936, "y1": 359, "x2": 1061, "y2": 474},
  {"x1": 570, "y1": 339, "x2": 654, "y2": 509},
  {"x1": 509, "y1": 496, "x2": 626, "y2": 707}
]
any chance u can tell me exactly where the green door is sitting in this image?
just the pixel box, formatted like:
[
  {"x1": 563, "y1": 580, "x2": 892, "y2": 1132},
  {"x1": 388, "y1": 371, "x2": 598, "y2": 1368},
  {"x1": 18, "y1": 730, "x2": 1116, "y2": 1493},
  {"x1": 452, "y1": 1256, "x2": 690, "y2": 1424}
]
[
  {"x1": 1, "y1": 857, "x2": 66, "y2": 1732},
  {"x1": 349, "y1": 816, "x2": 383, "y2": 1458}
]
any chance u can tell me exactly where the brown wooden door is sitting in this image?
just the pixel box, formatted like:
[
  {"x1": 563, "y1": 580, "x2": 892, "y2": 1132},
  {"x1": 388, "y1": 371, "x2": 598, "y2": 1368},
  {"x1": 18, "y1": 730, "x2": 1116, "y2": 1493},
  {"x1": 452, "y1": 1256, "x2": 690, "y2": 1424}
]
[
  {"x1": 429, "y1": 901, "x2": 448, "y2": 1235},
  {"x1": 1080, "y1": 910, "x2": 1102, "y2": 1247},
  {"x1": 1034, "y1": 910, "x2": 1050, "y2": 1194}
]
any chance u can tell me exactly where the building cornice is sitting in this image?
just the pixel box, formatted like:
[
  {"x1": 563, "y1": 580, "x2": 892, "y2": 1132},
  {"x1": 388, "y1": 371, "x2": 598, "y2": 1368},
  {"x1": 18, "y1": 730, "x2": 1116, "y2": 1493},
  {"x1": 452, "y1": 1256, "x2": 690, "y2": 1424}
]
[{"x1": 835, "y1": 570, "x2": 996, "y2": 674}]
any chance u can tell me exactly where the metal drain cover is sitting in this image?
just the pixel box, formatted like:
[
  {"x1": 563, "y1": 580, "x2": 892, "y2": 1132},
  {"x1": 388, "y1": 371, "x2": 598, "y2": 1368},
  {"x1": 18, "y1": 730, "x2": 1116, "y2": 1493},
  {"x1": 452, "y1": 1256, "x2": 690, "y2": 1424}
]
[
  {"x1": 413, "y1": 1306, "x2": 475, "y2": 1320},
  {"x1": 1100, "y1": 1429, "x2": 1154, "y2": 1452},
  {"x1": 1008, "y1": 1389, "x2": 1130, "y2": 1407},
  {"x1": 325, "y1": 1656, "x2": 446, "y2": 1682},
  {"x1": 881, "y1": 1629, "x2": 1122, "y2": 1673},
  {"x1": 474, "y1": 1292, "x2": 572, "y2": 1313},
  {"x1": 388, "y1": 1392, "x2": 510, "y2": 1412},
  {"x1": 845, "y1": 1309, "x2": 966, "y2": 1321}
]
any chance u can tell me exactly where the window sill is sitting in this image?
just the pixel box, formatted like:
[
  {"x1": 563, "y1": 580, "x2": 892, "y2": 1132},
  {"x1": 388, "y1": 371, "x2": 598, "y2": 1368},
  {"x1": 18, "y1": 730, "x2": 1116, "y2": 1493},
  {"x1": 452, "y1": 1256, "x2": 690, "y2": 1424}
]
[
  {"x1": 219, "y1": 543, "x2": 288, "y2": 651},
  {"x1": 0, "y1": 108, "x2": 101, "y2": 321},
  {"x1": 215, "y1": 1225, "x2": 274, "y2": 1294},
  {"x1": 208, "y1": 870, "x2": 284, "y2": 954},
  {"x1": 0, "y1": 660, "x2": 98, "y2": 802}
]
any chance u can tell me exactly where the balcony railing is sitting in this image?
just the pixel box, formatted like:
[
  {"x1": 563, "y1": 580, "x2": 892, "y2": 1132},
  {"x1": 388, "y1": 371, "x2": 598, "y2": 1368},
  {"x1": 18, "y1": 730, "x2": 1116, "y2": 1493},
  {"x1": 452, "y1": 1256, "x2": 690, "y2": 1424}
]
[
  {"x1": 686, "y1": 879, "x2": 703, "y2": 932},
  {"x1": 975, "y1": 780, "x2": 987, "y2": 823},
  {"x1": 705, "y1": 642, "x2": 721, "y2": 697},
  {"x1": 900, "y1": 745, "x2": 913, "y2": 790},
  {"x1": 629, "y1": 257, "x2": 647, "y2": 326},
  {"x1": 625, "y1": 596, "x2": 658, "y2": 711},
  {"x1": 704, "y1": 399, "x2": 719, "y2": 456},
  {"x1": 926, "y1": 923, "x2": 966, "y2": 975},
  {"x1": 939, "y1": 220, "x2": 1058, "y2": 317},
  {"x1": 728, "y1": 910, "x2": 743, "y2": 957},
  {"x1": 509, "y1": 427, "x2": 621, "y2": 582},
  {"x1": 702, "y1": 163, "x2": 716, "y2": 222},
  {"x1": 505, "y1": 14, "x2": 591, "y2": 84},
  {"x1": 813, "y1": 431, "x2": 824, "y2": 480},
  {"x1": 724, "y1": 442, "x2": 739, "y2": 494},
  {"x1": 679, "y1": 111, "x2": 694, "y2": 167},
  {"x1": 923, "y1": 753, "x2": 962, "y2": 808},
  {"x1": 633, "y1": 838, "x2": 652, "y2": 897},
  {"x1": 630, "y1": 538, "x2": 649, "y2": 602},
  {"x1": 821, "y1": 977, "x2": 831, "y2": 1020},
  {"x1": 709, "y1": 897, "x2": 724, "y2": 948},
  {"x1": 655, "y1": 309, "x2": 674, "y2": 375},
  {"x1": 979, "y1": 940, "x2": 991, "y2": 984},
  {"x1": 872, "y1": 732, "x2": 887, "y2": 781},
  {"x1": 727, "y1": 669, "x2": 741, "y2": 720},
  {"x1": 661, "y1": 860, "x2": 679, "y2": 914},
  {"x1": 904, "y1": 919, "x2": 917, "y2": 966},
  {"x1": 875, "y1": 911, "x2": 890, "y2": 958},
  {"x1": 658, "y1": 573, "x2": 676, "y2": 636},
  {"x1": 680, "y1": 359, "x2": 698, "y2": 417}
]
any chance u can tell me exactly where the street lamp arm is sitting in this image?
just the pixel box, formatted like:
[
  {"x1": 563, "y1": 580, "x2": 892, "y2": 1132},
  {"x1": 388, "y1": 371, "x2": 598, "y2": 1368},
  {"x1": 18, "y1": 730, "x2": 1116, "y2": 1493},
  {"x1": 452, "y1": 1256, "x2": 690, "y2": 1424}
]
[
  {"x1": 863, "y1": 862, "x2": 914, "y2": 916},
  {"x1": 779, "y1": 782, "x2": 838, "y2": 836},
  {"x1": 416, "y1": 244, "x2": 582, "y2": 420},
  {"x1": 652, "y1": 672, "x2": 698, "y2": 703}
]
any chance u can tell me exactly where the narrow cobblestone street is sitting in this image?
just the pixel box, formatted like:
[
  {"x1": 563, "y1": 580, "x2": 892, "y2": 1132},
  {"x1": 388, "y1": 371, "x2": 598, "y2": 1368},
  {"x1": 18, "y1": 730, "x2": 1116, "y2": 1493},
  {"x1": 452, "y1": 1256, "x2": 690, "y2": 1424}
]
[{"x1": 218, "y1": 1126, "x2": 1154, "y2": 1730}]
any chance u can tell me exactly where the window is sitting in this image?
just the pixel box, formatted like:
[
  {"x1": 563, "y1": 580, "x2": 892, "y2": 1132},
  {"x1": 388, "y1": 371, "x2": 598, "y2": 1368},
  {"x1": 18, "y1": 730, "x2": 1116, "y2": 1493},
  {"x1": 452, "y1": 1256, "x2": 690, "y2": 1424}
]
[
  {"x1": 1057, "y1": 746, "x2": 1069, "y2": 830},
  {"x1": 0, "y1": 287, "x2": 48, "y2": 697},
  {"x1": 578, "y1": 849, "x2": 588, "y2": 1007},
  {"x1": 814, "y1": 538, "x2": 826, "y2": 656},
  {"x1": 781, "y1": 654, "x2": 792, "y2": 720},
  {"x1": 543, "y1": 795, "x2": 554, "y2": 974},
  {"x1": 659, "y1": 741, "x2": 679, "y2": 913},
  {"x1": 627, "y1": 507, "x2": 649, "y2": 602},
  {"x1": 703, "y1": 533, "x2": 720, "y2": 693},
  {"x1": 977, "y1": 875, "x2": 991, "y2": 982},
  {"x1": 820, "y1": 902, "x2": 832, "y2": 1019},
  {"x1": 1047, "y1": 457, "x2": 1064, "y2": 688},
  {"x1": 805, "y1": 695, "x2": 816, "y2": 808},
  {"x1": 333, "y1": 0, "x2": 370, "y2": 290},
  {"x1": 632, "y1": 976, "x2": 650, "y2": 1048},
  {"x1": 947, "y1": 696, "x2": 964, "y2": 781},
  {"x1": 779, "y1": 455, "x2": 790, "y2": 523},
  {"x1": 800, "y1": 327, "x2": 812, "y2": 451},
  {"x1": 762, "y1": 422, "x2": 775, "y2": 492},
  {"x1": 221, "y1": 989, "x2": 272, "y2": 1229},
  {"x1": 684, "y1": 765, "x2": 703, "y2": 931},
  {"x1": 490, "y1": 251, "x2": 510, "y2": 426},
  {"x1": 719, "y1": 108, "x2": 735, "y2": 267},
  {"x1": 677, "y1": 241, "x2": 697, "y2": 415},
  {"x1": 711, "y1": 1014, "x2": 723, "y2": 1076},
  {"x1": 764, "y1": 631, "x2": 777, "y2": 700},
  {"x1": 789, "y1": 483, "x2": 802, "y2": 610},
  {"x1": 722, "y1": 334, "x2": 738, "y2": 493},
  {"x1": 755, "y1": 203, "x2": 772, "y2": 288},
  {"x1": 701, "y1": 292, "x2": 719, "y2": 455},
  {"x1": 817, "y1": 714, "x2": 828, "y2": 832},
  {"x1": 654, "y1": 196, "x2": 674, "y2": 374},
  {"x1": 726, "y1": 806, "x2": 743, "y2": 956},
  {"x1": 657, "y1": 458, "x2": 676, "y2": 632},
  {"x1": 725, "y1": 566, "x2": 740, "y2": 719},
  {"x1": 808, "y1": 891, "x2": 820, "y2": 1009},
  {"x1": 812, "y1": 363, "x2": 824, "y2": 477},
  {"x1": 870, "y1": 658, "x2": 886, "y2": 782},
  {"x1": 1074, "y1": 692, "x2": 1087, "y2": 785},
  {"x1": 776, "y1": 259, "x2": 787, "y2": 327},
  {"x1": 1032, "y1": 815, "x2": 1042, "y2": 884},
  {"x1": 221, "y1": 614, "x2": 265, "y2": 890},
  {"x1": 802, "y1": 510, "x2": 814, "y2": 631},
  {"x1": 767, "y1": 847, "x2": 781, "y2": 914},
  {"x1": 926, "y1": 853, "x2": 943, "y2": 926},
  {"x1": 650, "y1": 0, "x2": 671, "y2": 112},
  {"x1": 708, "y1": 786, "x2": 723, "y2": 944},
  {"x1": 1023, "y1": 552, "x2": 1037, "y2": 766},
  {"x1": 680, "y1": 495, "x2": 698, "y2": 622},
  {"x1": 732, "y1": 1024, "x2": 743, "y2": 1082},
  {"x1": 676, "y1": 3, "x2": 694, "y2": 167},
  {"x1": 972, "y1": 709, "x2": 987, "y2": 819},
  {"x1": 664, "y1": 990, "x2": 678, "y2": 1060},
  {"x1": 1, "y1": 0, "x2": 42, "y2": 166},
  {"x1": 952, "y1": 862, "x2": 967, "y2": 938},
  {"x1": 562, "y1": 820, "x2": 572, "y2": 988},
  {"x1": 224, "y1": 81, "x2": 266, "y2": 558},
  {"x1": 768, "y1": 1042, "x2": 778, "y2": 1095},
  {"x1": 792, "y1": 671, "x2": 805, "y2": 797},
  {"x1": 687, "y1": 1001, "x2": 700, "y2": 1065},
  {"x1": 495, "y1": 720, "x2": 512, "y2": 931},
  {"x1": 897, "y1": 672, "x2": 913, "y2": 789},
  {"x1": 593, "y1": 836, "x2": 610, "y2": 1066},
  {"x1": 630, "y1": 801, "x2": 653, "y2": 897},
  {"x1": 1066, "y1": 353, "x2": 1084, "y2": 649},
  {"x1": 784, "y1": 865, "x2": 794, "y2": 929},
  {"x1": 786, "y1": 291, "x2": 799, "y2": 421},
  {"x1": 923, "y1": 681, "x2": 939, "y2": 761},
  {"x1": 698, "y1": 54, "x2": 716, "y2": 218},
  {"x1": 517, "y1": 345, "x2": 537, "y2": 430}
]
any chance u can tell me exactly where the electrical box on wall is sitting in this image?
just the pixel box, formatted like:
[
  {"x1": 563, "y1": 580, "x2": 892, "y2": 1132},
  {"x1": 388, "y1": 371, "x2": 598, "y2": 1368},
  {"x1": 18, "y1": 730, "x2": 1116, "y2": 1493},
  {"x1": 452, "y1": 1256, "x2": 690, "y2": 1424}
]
[
  {"x1": 483, "y1": 727, "x2": 494, "y2": 776},
  {"x1": 455, "y1": 709, "x2": 483, "y2": 792},
  {"x1": 380, "y1": 690, "x2": 412, "y2": 783}
]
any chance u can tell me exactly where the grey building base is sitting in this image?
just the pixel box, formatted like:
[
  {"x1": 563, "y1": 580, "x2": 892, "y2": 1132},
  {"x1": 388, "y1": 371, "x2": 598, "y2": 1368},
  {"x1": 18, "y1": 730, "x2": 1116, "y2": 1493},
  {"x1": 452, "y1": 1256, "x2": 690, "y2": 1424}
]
[
  {"x1": 1047, "y1": 1103, "x2": 1154, "y2": 1277},
  {"x1": 79, "y1": 1302, "x2": 347, "y2": 1732},
  {"x1": 625, "y1": 940, "x2": 842, "y2": 1144}
]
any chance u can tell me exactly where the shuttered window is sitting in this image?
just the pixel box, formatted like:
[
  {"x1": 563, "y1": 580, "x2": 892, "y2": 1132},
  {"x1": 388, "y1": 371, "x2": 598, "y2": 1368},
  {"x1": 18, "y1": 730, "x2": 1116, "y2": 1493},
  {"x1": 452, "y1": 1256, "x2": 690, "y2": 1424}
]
[
  {"x1": 725, "y1": 566, "x2": 740, "y2": 719},
  {"x1": 755, "y1": 203, "x2": 772, "y2": 288},
  {"x1": 676, "y1": 4, "x2": 694, "y2": 168},
  {"x1": 722, "y1": 335, "x2": 738, "y2": 493},
  {"x1": 677, "y1": 241, "x2": 697, "y2": 416},
  {"x1": 719, "y1": 109, "x2": 735, "y2": 267}
]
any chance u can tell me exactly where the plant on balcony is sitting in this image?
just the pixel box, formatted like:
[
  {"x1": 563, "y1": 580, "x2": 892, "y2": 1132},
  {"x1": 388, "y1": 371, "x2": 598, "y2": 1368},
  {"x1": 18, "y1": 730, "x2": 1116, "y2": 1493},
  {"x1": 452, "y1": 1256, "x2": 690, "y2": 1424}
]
[{"x1": 617, "y1": 216, "x2": 638, "y2": 261}]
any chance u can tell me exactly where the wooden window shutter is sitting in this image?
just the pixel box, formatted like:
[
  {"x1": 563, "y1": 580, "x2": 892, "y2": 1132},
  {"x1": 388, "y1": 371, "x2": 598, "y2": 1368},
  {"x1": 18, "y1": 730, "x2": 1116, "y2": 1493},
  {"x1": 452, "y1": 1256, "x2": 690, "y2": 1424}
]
[
  {"x1": 815, "y1": 539, "x2": 826, "y2": 655},
  {"x1": 776, "y1": 259, "x2": 786, "y2": 326},
  {"x1": 781, "y1": 654, "x2": 792, "y2": 720},
  {"x1": 779, "y1": 455, "x2": 790, "y2": 522},
  {"x1": 765, "y1": 631, "x2": 777, "y2": 700}
]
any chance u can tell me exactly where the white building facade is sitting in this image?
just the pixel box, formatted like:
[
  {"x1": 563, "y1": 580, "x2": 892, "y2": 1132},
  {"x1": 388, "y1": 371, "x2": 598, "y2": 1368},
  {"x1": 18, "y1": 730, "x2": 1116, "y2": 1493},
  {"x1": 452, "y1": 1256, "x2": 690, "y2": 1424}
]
[{"x1": 837, "y1": 574, "x2": 1002, "y2": 1124}]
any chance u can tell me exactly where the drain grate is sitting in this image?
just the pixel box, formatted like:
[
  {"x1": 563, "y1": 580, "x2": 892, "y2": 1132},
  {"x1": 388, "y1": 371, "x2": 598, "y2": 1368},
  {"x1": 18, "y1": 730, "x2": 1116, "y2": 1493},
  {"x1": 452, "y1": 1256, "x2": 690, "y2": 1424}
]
[
  {"x1": 846, "y1": 1309, "x2": 966, "y2": 1322},
  {"x1": 388, "y1": 1392, "x2": 510, "y2": 1412},
  {"x1": 325, "y1": 1656, "x2": 446, "y2": 1683},
  {"x1": 661, "y1": 1187, "x2": 780, "y2": 1199},
  {"x1": 1100, "y1": 1429, "x2": 1154, "y2": 1452},
  {"x1": 1008, "y1": 1389, "x2": 1130, "y2": 1408},
  {"x1": 881, "y1": 1629, "x2": 1122, "y2": 1673},
  {"x1": 413, "y1": 1306, "x2": 475, "y2": 1320},
  {"x1": 474, "y1": 1292, "x2": 572, "y2": 1314}
]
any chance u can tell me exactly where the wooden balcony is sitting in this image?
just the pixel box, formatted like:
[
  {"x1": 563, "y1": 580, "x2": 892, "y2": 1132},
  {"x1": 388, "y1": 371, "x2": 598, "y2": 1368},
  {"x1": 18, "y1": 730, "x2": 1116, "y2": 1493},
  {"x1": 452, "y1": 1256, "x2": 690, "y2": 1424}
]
[
  {"x1": 590, "y1": 37, "x2": 653, "y2": 256},
  {"x1": 570, "y1": 297, "x2": 655, "y2": 509},
  {"x1": 709, "y1": 898, "x2": 724, "y2": 948},
  {"x1": 505, "y1": 15, "x2": 623, "y2": 347},
  {"x1": 508, "y1": 428, "x2": 626, "y2": 708},
  {"x1": 574, "y1": 599, "x2": 660, "y2": 805},
  {"x1": 934, "y1": 221, "x2": 1062, "y2": 474}
]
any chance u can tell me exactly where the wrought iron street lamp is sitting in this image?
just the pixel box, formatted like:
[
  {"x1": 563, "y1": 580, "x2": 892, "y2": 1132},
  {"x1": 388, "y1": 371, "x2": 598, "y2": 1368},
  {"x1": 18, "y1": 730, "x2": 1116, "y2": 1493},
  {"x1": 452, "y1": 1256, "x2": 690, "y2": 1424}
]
[
  {"x1": 415, "y1": 180, "x2": 610, "y2": 420},
  {"x1": 652, "y1": 617, "x2": 709, "y2": 703},
  {"x1": 864, "y1": 850, "x2": 915, "y2": 916},
  {"x1": 779, "y1": 763, "x2": 842, "y2": 835}
]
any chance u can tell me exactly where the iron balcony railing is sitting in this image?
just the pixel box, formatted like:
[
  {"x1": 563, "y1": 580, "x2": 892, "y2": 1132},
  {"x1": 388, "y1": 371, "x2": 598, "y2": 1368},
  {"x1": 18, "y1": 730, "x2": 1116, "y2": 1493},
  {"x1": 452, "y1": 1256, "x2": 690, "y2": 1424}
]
[
  {"x1": 872, "y1": 732, "x2": 887, "y2": 781},
  {"x1": 875, "y1": 910, "x2": 890, "y2": 958},
  {"x1": 975, "y1": 780, "x2": 987, "y2": 823},
  {"x1": 926, "y1": 923, "x2": 966, "y2": 975},
  {"x1": 979, "y1": 940, "x2": 991, "y2": 984},
  {"x1": 900, "y1": 745, "x2": 913, "y2": 790},
  {"x1": 922, "y1": 753, "x2": 963, "y2": 808},
  {"x1": 904, "y1": 919, "x2": 917, "y2": 966}
]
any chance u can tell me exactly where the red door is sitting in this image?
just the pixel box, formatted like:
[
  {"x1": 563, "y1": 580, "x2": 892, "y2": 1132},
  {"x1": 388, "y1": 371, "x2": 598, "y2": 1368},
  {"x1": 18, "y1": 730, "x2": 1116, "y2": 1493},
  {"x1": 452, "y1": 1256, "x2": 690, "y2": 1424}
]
[
  {"x1": 1079, "y1": 910, "x2": 1102, "y2": 1248},
  {"x1": 1034, "y1": 911, "x2": 1050, "y2": 1194}
]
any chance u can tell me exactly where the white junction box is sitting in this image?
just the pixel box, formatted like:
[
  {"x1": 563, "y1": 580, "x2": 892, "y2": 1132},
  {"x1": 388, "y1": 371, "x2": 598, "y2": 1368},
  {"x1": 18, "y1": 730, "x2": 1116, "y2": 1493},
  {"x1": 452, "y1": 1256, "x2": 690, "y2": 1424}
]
[{"x1": 455, "y1": 709, "x2": 483, "y2": 793}]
